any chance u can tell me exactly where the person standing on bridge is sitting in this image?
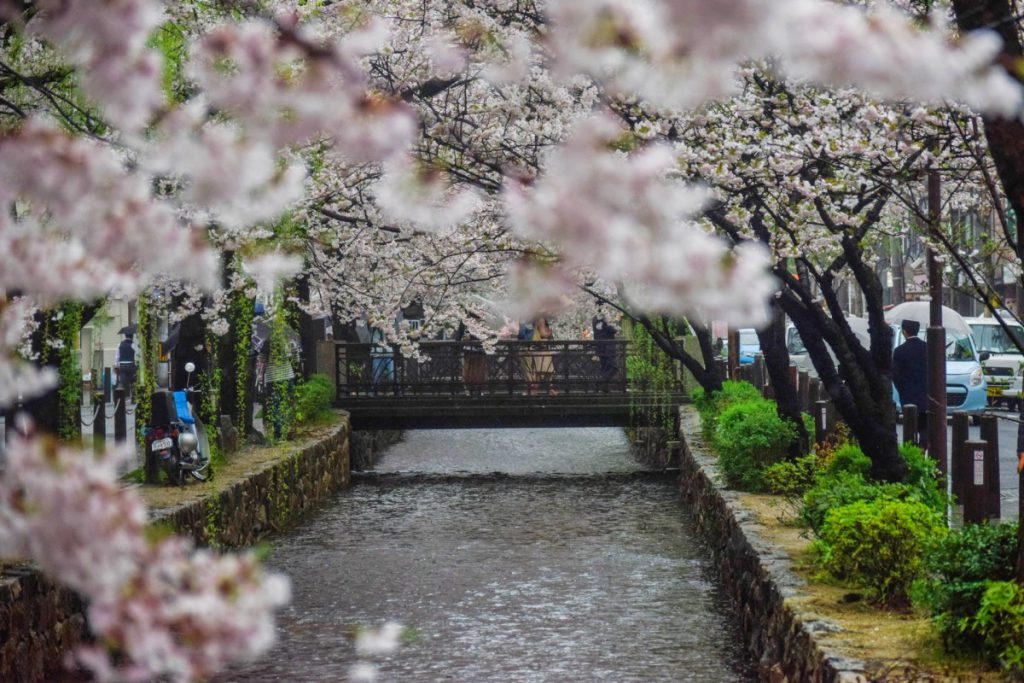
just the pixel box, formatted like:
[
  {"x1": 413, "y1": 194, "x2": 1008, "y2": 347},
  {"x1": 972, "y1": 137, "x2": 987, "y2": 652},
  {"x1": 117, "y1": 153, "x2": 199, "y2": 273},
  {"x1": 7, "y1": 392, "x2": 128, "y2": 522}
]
[
  {"x1": 457, "y1": 318, "x2": 489, "y2": 395},
  {"x1": 519, "y1": 316, "x2": 556, "y2": 395},
  {"x1": 892, "y1": 319, "x2": 929, "y2": 449},
  {"x1": 592, "y1": 310, "x2": 619, "y2": 386}
]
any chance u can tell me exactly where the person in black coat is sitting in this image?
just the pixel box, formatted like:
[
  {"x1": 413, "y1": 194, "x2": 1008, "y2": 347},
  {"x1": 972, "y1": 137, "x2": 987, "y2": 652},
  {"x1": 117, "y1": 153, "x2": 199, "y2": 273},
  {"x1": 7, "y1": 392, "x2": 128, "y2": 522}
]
[
  {"x1": 892, "y1": 319, "x2": 929, "y2": 448},
  {"x1": 592, "y1": 311, "x2": 619, "y2": 383},
  {"x1": 117, "y1": 333, "x2": 137, "y2": 401}
]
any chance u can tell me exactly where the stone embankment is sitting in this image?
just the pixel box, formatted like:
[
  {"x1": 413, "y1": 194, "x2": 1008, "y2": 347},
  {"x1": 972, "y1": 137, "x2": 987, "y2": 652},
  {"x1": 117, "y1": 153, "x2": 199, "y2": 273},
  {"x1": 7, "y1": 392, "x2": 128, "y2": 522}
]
[
  {"x1": 675, "y1": 406, "x2": 1000, "y2": 682},
  {"x1": 0, "y1": 412, "x2": 388, "y2": 682},
  {"x1": 676, "y1": 405, "x2": 869, "y2": 682}
]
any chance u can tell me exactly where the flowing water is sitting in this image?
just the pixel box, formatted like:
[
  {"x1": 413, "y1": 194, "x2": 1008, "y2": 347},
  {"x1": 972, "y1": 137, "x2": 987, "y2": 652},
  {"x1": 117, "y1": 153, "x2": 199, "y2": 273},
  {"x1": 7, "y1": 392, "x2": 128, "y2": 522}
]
[{"x1": 221, "y1": 428, "x2": 756, "y2": 682}]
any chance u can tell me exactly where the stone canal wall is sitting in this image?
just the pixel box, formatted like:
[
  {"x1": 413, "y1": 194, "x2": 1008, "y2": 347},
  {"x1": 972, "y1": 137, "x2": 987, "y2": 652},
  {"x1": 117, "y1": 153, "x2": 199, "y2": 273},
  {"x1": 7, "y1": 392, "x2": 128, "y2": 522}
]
[
  {"x1": 151, "y1": 419, "x2": 352, "y2": 546},
  {"x1": 0, "y1": 415, "x2": 364, "y2": 682},
  {"x1": 675, "y1": 406, "x2": 868, "y2": 683},
  {"x1": 0, "y1": 566, "x2": 85, "y2": 682}
]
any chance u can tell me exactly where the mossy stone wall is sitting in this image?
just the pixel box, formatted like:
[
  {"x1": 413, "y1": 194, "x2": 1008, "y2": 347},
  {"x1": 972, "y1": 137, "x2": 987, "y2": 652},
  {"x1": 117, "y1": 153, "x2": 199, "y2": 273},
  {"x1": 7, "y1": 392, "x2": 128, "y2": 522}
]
[{"x1": 152, "y1": 420, "x2": 352, "y2": 546}]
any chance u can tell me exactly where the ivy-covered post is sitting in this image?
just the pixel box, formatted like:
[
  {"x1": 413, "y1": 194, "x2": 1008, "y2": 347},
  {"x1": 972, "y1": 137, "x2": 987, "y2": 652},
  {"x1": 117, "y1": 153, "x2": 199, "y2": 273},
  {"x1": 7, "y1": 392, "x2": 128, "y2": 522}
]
[
  {"x1": 134, "y1": 291, "x2": 158, "y2": 448},
  {"x1": 217, "y1": 252, "x2": 254, "y2": 436},
  {"x1": 56, "y1": 301, "x2": 83, "y2": 442},
  {"x1": 265, "y1": 290, "x2": 296, "y2": 441},
  {"x1": 23, "y1": 304, "x2": 80, "y2": 439},
  {"x1": 199, "y1": 328, "x2": 221, "y2": 469},
  {"x1": 295, "y1": 274, "x2": 318, "y2": 379}
]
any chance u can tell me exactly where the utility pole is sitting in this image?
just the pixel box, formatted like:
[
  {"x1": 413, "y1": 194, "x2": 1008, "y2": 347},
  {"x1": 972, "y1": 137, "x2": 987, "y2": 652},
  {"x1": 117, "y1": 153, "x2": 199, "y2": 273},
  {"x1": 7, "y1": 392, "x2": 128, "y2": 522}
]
[{"x1": 927, "y1": 169, "x2": 948, "y2": 476}]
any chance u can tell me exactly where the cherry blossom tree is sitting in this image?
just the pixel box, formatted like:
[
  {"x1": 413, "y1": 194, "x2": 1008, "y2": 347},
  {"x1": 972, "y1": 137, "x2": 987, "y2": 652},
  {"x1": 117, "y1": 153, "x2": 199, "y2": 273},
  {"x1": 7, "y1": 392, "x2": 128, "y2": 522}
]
[{"x1": 1, "y1": 0, "x2": 1024, "y2": 679}]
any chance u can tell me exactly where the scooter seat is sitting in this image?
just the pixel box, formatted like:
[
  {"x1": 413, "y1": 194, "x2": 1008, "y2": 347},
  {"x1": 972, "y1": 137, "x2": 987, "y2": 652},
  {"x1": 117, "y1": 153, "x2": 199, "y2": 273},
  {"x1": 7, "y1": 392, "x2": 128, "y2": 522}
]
[{"x1": 172, "y1": 391, "x2": 195, "y2": 425}]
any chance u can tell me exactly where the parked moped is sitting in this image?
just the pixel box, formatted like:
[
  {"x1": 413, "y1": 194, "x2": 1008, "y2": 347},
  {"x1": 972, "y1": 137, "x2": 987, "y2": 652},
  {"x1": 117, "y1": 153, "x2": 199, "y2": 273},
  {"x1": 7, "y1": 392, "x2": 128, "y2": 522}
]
[{"x1": 144, "y1": 362, "x2": 210, "y2": 486}]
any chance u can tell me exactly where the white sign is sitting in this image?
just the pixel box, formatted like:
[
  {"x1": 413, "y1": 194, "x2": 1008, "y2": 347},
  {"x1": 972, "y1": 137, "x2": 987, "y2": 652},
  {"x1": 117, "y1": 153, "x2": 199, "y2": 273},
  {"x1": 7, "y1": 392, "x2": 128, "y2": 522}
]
[
  {"x1": 973, "y1": 449, "x2": 985, "y2": 487},
  {"x1": 820, "y1": 407, "x2": 827, "y2": 428}
]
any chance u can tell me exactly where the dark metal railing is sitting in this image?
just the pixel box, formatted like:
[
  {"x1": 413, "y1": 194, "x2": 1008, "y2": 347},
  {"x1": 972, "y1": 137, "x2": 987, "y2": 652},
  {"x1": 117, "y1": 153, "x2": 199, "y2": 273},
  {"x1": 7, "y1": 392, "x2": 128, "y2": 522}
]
[{"x1": 333, "y1": 340, "x2": 642, "y2": 397}]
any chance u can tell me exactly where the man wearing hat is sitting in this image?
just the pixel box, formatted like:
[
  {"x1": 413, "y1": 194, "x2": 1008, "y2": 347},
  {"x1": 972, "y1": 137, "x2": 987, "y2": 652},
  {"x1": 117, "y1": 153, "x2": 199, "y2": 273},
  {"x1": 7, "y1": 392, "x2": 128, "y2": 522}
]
[{"x1": 892, "y1": 319, "x2": 929, "y2": 448}]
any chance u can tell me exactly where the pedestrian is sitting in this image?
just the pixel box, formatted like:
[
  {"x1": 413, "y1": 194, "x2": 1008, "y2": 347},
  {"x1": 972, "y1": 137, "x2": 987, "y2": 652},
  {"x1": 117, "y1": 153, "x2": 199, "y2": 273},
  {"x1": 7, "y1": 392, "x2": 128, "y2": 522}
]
[
  {"x1": 892, "y1": 319, "x2": 929, "y2": 449},
  {"x1": 456, "y1": 319, "x2": 488, "y2": 395},
  {"x1": 519, "y1": 316, "x2": 556, "y2": 395},
  {"x1": 117, "y1": 332, "x2": 137, "y2": 402},
  {"x1": 592, "y1": 310, "x2": 619, "y2": 386}
]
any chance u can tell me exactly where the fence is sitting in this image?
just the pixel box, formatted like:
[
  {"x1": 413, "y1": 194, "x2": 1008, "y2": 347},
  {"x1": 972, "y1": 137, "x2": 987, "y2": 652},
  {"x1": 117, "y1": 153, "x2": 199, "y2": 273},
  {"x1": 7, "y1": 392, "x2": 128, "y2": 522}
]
[{"x1": 332, "y1": 339, "x2": 637, "y2": 397}]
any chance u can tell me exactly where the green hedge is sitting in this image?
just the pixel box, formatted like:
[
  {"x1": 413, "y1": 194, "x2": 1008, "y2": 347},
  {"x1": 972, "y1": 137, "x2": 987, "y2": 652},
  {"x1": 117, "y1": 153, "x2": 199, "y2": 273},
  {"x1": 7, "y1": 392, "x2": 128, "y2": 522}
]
[
  {"x1": 713, "y1": 398, "x2": 795, "y2": 491},
  {"x1": 912, "y1": 523, "x2": 1019, "y2": 658},
  {"x1": 294, "y1": 374, "x2": 336, "y2": 425},
  {"x1": 813, "y1": 498, "x2": 946, "y2": 604}
]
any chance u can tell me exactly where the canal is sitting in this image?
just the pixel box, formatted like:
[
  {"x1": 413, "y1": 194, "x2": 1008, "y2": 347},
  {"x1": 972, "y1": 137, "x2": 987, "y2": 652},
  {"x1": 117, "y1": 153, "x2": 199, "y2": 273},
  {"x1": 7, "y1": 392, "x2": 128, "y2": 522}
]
[{"x1": 221, "y1": 428, "x2": 756, "y2": 681}]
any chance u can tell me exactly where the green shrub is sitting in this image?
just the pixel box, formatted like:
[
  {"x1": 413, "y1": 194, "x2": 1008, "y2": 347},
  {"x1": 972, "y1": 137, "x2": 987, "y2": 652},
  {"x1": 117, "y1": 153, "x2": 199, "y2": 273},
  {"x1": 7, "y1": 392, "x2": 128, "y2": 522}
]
[
  {"x1": 294, "y1": 374, "x2": 336, "y2": 425},
  {"x1": 713, "y1": 398, "x2": 796, "y2": 491},
  {"x1": 814, "y1": 498, "x2": 946, "y2": 604},
  {"x1": 824, "y1": 443, "x2": 872, "y2": 477},
  {"x1": 801, "y1": 470, "x2": 898, "y2": 533},
  {"x1": 898, "y1": 442, "x2": 947, "y2": 513},
  {"x1": 764, "y1": 454, "x2": 819, "y2": 498},
  {"x1": 912, "y1": 523, "x2": 1018, "y2": 652},
  {"x1": 713, "y1": 380, "x2": 764, "y2": 411},
  {"x1": 800, "y1": 440, "x2": 946, "y2": 534},
  {"x1": 695, "y1": 380, "x2": 764, "y2": 437},
  {"x1": 974, "y1": 580, "x2": 1024, "y2": 676}
]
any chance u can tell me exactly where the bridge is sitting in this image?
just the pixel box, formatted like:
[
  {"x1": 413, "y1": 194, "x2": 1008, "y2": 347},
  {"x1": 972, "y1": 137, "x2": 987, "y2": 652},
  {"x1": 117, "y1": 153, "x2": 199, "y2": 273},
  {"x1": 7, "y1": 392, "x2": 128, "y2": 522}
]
[{"x1": 329, "y1": 340, "x2": 685, "y2": 429}]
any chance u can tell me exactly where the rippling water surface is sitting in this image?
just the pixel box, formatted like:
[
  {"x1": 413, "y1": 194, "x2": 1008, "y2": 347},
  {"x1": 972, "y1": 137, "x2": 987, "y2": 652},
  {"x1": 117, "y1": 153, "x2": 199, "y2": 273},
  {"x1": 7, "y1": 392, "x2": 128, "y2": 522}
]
[{"x1": 221, "y1": 428, "x2": 755, "y2": 682}]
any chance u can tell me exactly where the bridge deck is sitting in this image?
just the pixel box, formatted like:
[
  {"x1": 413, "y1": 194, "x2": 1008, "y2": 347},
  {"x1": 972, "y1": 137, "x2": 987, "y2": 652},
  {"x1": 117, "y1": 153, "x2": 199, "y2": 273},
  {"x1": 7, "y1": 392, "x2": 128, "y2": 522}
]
[
  {"x1": 329, "y1": 340, "x2": 685, "y2": 429},
  {"x1": 340, "y1": 393, "x2": 684, "y2": 429}
]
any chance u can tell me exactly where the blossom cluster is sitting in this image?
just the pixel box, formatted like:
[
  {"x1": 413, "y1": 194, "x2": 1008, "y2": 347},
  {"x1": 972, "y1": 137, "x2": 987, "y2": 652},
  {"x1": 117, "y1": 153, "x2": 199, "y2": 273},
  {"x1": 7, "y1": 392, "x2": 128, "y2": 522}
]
[
  {"x1": 0, "y1": 436, "x2": 290, "y2": 682},
  {"x1": 505, "y1": 115, "x2": 778, "y2": 325},
  {"x1": 547, "y1": 0, "x2": 1021, "y2": 115}
]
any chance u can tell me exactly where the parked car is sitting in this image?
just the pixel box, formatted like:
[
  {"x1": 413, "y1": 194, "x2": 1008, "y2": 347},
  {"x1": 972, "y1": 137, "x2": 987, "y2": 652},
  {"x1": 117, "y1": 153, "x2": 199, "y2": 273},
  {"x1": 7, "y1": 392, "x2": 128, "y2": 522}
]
[
  {"x1": 886, "y1": 302, "x2": 987, "y2": 414},
  {"x1": 965, "y1": 316, "x2": 1024, "y2": 410},
  {"x1": 785, "y1": 316, "x2": 869, "y2": 378},
  {"x1": 738, "y1": 328, "x2": 760, "y2": 365},
  {"x1": 786, "y1": 307, "x2": 987, "y2": 415}
]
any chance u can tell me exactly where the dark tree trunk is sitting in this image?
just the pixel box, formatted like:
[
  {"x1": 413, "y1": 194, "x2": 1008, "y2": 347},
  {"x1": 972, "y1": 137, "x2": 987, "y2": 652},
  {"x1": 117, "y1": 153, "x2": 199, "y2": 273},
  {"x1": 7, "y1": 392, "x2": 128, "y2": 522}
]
[
  {"x1": 296, "y1": 275, "x2": 319, "y2": 379},
  {"x1": 951, "y1": 0, "x2": 1024, "y2": 580},
  {"x1": 217, "y1": 252, "x2": 239, "y2": 427},
  {"x1": 171, "y1": 313, "x2": 208, "y2": 390},
  {"x1": 22, "y1": 310, "x2": 63, "y2": 436},
  {"x1": 756, "y1": 300, "x2": 809, "y2": 457},
  {"x1": 777, "y1": 270, "x2": 905, "y2": 482},
  {"x1": 708, "y1": 203, "x2": 907, "y2": 481},
  {"x1": 634, "y1": 315, "x2": 725, "y2": 395}
]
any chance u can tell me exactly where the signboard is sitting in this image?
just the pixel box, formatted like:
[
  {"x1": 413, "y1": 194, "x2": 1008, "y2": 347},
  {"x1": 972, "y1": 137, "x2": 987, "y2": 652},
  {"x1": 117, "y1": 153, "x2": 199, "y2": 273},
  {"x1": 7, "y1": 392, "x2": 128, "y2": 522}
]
[{"x1": 973, "y1": 449, "x2": 985, "y2": 487}]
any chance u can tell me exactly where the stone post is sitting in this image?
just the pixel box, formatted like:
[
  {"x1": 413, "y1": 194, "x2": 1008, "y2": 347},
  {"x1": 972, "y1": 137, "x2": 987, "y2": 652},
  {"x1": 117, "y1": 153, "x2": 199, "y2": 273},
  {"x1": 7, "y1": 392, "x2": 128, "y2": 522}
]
[{"x1": 960, "y1": 439, "x2": 989, "y2": 524}]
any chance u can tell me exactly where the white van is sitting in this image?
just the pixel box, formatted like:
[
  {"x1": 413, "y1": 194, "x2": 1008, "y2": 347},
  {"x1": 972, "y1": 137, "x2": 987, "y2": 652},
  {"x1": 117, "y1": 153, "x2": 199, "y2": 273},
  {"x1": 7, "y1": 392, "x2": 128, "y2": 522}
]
[{"x1": 965, "y1": 315, "x2": 1024, "y2": 409}]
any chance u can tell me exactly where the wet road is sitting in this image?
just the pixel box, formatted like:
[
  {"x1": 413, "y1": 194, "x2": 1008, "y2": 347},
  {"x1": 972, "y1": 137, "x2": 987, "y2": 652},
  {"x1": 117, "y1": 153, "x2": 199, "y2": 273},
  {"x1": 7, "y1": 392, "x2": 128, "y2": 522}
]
[{"x1": 220, "y1": 428, "x2": 755, "y2": 682}]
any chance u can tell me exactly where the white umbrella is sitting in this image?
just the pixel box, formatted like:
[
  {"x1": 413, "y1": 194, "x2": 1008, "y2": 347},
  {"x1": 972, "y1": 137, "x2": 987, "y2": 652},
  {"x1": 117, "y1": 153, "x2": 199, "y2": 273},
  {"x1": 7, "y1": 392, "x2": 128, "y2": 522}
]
[{"x1": 884, "y1": 301, "x2": 971, "y2": 336}]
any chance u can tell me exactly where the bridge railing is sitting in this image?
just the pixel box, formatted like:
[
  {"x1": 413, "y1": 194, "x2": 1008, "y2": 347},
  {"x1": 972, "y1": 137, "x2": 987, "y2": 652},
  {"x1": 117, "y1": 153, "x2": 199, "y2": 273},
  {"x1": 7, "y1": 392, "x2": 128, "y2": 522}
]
[{"x1": 333, "y1": 339, "x2": 647, "y2": 397}]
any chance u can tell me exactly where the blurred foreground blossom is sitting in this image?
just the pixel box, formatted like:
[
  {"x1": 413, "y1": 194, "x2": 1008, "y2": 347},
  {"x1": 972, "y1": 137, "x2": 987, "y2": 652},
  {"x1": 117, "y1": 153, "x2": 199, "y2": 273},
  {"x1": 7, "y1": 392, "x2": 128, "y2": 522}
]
[{"x1": 0, "y1": 437, "x2": 290, "y2": 682}]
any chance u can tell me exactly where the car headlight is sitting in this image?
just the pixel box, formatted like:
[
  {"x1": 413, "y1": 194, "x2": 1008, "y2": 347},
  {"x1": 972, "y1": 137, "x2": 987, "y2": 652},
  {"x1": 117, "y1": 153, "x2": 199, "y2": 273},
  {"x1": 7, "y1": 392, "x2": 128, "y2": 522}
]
[{"x1": 970, "y1": 367, "x2": 984, "y2": 386}]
